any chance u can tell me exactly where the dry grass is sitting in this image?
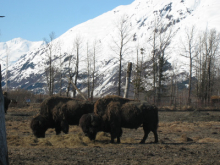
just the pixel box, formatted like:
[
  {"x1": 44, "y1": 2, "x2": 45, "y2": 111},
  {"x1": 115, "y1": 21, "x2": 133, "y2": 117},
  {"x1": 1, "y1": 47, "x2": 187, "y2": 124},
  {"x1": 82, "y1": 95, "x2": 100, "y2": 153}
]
[
  {"x1": 6, "y1": 106, "x2": 220, "y2": 150},
  {"x1": 159, "y1": 121, "x2": 196, "y2": 133},
  {"x1": 6, "y1": 120, "x2": 220, "y2": 148},
  {"x1": 197, "y1": 138, "x2": 220, "y2": 143},
  {"x1": 159, "y1": 121, "x2": 220, "y2": 133},
  {"x1": 7, "y1": 133, "x2": 93, "y2": 148},
  {"x1": 7, "y1": 129, "x2": 139, "y2": 148}
]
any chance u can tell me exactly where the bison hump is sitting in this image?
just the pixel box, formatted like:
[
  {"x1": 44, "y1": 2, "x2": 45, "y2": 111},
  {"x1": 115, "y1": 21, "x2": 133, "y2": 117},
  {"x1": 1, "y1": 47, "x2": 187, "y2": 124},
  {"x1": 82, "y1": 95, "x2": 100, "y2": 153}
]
[{"x1": 94, "y1": 95, "x2": 131, "y2": 116}]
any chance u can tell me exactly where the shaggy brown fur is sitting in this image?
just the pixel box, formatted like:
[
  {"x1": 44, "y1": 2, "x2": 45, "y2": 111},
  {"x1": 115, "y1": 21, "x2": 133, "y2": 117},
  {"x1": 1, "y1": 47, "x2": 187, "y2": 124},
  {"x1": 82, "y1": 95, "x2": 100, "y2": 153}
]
[
  {"x1": 40, "y1": 96, "x2": 75, "y2": 118},
  {"x1": 80, "y1": 95, "x2": 158, "y2": 143},
  {"x1": 30, "y1": 115, "x2": 55, "y2": 138},
  {"x1": 94, "y1": 95, "x2": 132, "y2": 117},
  {"x1": 57, "y1": 100, "x2": 95, "y2": 125},
  {"x1": 120, "y1": 101, "x2": 158, "y2": 143},
  {"x1": 79, "y1": 113, "x2": 101, "y2": 140},
  {"x1": 79, "y1": 113, "x2": 123, "y2": 142},
  {"x1": 31, "y1": 96, "x2": 94, "y2": 138}
]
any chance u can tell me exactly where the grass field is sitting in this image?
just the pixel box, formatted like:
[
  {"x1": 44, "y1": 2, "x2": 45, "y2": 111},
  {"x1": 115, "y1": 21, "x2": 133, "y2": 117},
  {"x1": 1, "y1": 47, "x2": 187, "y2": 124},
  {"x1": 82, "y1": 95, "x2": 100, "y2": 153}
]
[{"x1": 5, "y1": 104, "x2": 220, "y2": 165}]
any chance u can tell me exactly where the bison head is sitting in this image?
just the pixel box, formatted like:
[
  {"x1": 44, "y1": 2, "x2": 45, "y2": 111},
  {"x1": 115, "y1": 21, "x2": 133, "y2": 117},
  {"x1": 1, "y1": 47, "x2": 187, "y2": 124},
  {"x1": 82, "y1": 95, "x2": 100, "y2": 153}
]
[
  {"x1": 30, "y1": 115, "x2": 49, "y2": 138},
  {"x1": 79, "y1": 113, "x2": 101, "y2": 140}
]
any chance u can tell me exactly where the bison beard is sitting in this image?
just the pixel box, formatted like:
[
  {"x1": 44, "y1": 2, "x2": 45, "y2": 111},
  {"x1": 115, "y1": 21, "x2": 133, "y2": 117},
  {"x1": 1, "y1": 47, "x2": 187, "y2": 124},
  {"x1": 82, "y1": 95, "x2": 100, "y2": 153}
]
[
  {"x1": 79, "y1": 95, "x2": 158, "y2": 144},
  {"x1": 30, "y1": 96, "x2": 94, "y2": 138}
]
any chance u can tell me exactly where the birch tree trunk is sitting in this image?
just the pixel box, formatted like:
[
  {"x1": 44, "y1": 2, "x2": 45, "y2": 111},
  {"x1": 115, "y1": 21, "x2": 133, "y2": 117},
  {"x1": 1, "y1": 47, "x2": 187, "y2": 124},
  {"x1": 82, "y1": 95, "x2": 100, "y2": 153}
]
[{"x1": 0, "y1": 65, "x2": 9, "y2": 165}]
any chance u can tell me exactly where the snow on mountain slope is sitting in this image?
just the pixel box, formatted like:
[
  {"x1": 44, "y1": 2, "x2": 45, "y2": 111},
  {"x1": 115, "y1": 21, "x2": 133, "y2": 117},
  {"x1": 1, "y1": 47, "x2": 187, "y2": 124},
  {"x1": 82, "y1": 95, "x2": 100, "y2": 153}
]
[
  {"x1": 0, "y1": 38, "x2": 45, "y2": 70},
  {"x1": 2, "y1": 0, "x2": 220, "y2": 96}
]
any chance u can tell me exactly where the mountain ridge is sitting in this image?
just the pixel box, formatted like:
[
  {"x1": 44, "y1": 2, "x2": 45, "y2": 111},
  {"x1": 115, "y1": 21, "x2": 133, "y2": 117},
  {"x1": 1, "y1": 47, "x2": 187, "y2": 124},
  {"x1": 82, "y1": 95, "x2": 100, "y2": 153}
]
[{"x1": 1, "y1": 0, "x2": 220, "y2": 97}]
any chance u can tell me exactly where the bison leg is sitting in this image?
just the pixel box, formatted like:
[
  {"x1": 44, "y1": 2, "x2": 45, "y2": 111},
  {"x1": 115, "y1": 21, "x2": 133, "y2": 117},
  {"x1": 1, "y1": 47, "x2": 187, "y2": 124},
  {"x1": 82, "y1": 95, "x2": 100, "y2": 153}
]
[
  {"x1": 61, "y1": 120, "x2": 69, "y2": 134},
  {"x1": 110, "y1": 130, "x2": 119, "y2": 143},
  {"x1": 55, "y1": 126, "x2": 62, "y2": 135},
  {"x1": 152, "y1": 129, "x2": 158, "y2": 143},
  {"x1": 110, "y1": 134, "x2": 120, "y2": 143},
  {"x1": 110, "y1": 134, "x2": 115, "y2": 143},
  {"x1": 140, "y1": 123, "x2": 151, "y2": 144},
  {"x1": 110, "y1": 136, "x2": 121, "y2": 143},
  {"x1": 110, "y1": 127, "x2": 122, "y2": 143},
  {"x1": 141, "y1": 123, "x2": 158, "y2": 143},
  {"x1": 116, "y1": 128, "x2": 123, "y2": 143},
  {"x1": 140, "y1": 128, "x2": 150, "y2": 144},
  {"x1": 116, "y1": 137, "x2": 120, "y2": 143}
]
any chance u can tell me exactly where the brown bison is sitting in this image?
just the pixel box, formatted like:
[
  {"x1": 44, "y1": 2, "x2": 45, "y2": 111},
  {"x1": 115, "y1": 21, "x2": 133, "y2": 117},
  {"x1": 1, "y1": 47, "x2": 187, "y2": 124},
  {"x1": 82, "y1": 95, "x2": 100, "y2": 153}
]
[
  {"x1": 79, "y1": 95, "x2": 158, "y2": 143},
  {"x1": 3, "y1": 91, "x2": 11, "y2": 113},
  {"x1": 4, "y1": 96, "x2": 11, "y2": 113},
  {"x1": 79, "y1": 113, "x2": 123, "y2": 142},
  {"x1": 30, "y1": 96, "x2": 94, "y2": 138}
]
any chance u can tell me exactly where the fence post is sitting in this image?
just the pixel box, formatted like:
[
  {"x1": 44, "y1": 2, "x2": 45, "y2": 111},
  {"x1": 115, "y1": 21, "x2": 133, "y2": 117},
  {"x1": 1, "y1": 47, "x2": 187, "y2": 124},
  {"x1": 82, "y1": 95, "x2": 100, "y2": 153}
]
[
  {"x1": 124, "y1": 62, "x2": 132, "y2": 98},
  {"x1": 0, "y1": 65, "x2": 9, "y2": 165}
]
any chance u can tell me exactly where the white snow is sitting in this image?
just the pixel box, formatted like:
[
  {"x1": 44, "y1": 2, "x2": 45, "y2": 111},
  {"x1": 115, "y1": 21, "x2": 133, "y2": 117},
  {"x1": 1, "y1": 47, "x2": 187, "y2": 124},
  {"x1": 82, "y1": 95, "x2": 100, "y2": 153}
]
[
  {"x1": 0, "y1": 38, "x2": 45, "y2": 70},
  {"x1": 2, "y1": 0, "x2": 220, "y2": 96}
]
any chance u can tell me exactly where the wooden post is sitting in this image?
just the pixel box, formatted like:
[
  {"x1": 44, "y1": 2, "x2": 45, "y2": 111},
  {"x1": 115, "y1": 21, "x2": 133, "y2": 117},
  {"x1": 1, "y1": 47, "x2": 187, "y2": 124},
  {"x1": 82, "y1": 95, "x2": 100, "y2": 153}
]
[
  {"x1": 66, "y1": 76, "x2": 87, "y2": 100},
  {"x1": 124, "y1": 62, "x2": 132, "y2": 98},
  {"x1": 0, "y1": 65, "x2": 9, "y2": 165}
]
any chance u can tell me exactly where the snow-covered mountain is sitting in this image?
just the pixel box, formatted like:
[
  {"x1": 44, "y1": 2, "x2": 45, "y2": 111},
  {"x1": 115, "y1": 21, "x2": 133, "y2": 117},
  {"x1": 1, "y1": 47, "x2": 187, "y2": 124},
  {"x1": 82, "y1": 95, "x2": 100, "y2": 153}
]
[
  {"x1": 1, "y1": 0, "x2": 220, "y2": 97},
  {"x1": 0, "y1": 38, "x2": 45, "y2": 69}
]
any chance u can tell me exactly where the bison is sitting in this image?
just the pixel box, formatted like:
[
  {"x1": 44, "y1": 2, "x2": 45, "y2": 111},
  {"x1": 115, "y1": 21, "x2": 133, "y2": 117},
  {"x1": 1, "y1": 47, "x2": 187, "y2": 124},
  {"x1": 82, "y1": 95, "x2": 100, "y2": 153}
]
[
  {"x1": 3, "y1": 91, "x2": 11, "y2": 113},
  {"x1": 4, "y1": 96, "x2": 11, "y2": 113},
  {"x1": 30, "y1": 96, "x2": 94, "y2": 138},
  {"x1": 79, "y1": 95, "x2": 158, "y2": 143},
  {"x1": 79, "y1": 113, "x2": 123, "y2": 142}
]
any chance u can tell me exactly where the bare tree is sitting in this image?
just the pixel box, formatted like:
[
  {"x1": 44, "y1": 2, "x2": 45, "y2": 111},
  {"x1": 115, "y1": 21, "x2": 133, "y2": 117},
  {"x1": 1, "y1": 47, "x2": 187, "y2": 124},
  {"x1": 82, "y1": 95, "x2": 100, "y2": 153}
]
[
  {"x1": 133, "y1": 45, "x2": 145, "y2": 100},
  {"x1": 169, "y1": 60, "x2": 179, "y2": 107},
  {"x1": 194, "y1": 33, "x2": 204, "y2": 104},
  {"x1": 0, "y1": 65, "x2": 9, "y2": 165},
  {"x1": 57, "y1": 40, "x2": 64, "y2": 96},
  {"x1": 197, "y1": 29, "x2": 220, "y2": 104},
  {"x1": 44, "y1": 32, "x2": 56, "y2": 96},
  {"x1": 65, "y1": 35, "x2": 83, "y2": 98},
  {"x1": 179, "y1": 26, "x2": 198, "y2": 105},
  {"x1": 73, "y1": 35, "x2": 83, "y2": 98},
  {"x1": 110, "y1": 14, "x2": 133, "y2": 96},
  {"x1": 90, "y1": 39, "x2": 101, "y2": 101},
  {"x1": 156, "y1": 22, "x2": 176, "y2": 104},
  {"x1": 86, "y1": 41, "x2": 91, "y2": 99},
  {"x1": 205, "y1": 29, "x2": 220, "y2": 103},
  {"x1": 150, "y1": 17, "x2": 160, "y2": 103},
  {"x1": 147, "y1": 15, "x2": 172, "y2": 103},
  {"x1": 65, "y1": 52, "x2": 75, "y2": 97}
]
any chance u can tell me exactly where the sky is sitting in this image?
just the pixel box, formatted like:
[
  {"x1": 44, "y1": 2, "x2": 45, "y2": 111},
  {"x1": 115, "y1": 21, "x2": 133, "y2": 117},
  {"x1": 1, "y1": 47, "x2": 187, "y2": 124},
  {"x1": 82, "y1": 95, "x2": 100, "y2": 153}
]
[{"x1": 0, "y1": 0, "x2": 134, "y2": 42}]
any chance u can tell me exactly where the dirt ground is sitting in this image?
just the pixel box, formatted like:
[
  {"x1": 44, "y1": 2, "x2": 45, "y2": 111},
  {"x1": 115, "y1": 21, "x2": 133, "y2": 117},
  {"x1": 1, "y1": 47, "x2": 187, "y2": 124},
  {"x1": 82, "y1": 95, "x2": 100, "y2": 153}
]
[{"x1": 4, "y1": 104, "x2": 220, "y2": 165}]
